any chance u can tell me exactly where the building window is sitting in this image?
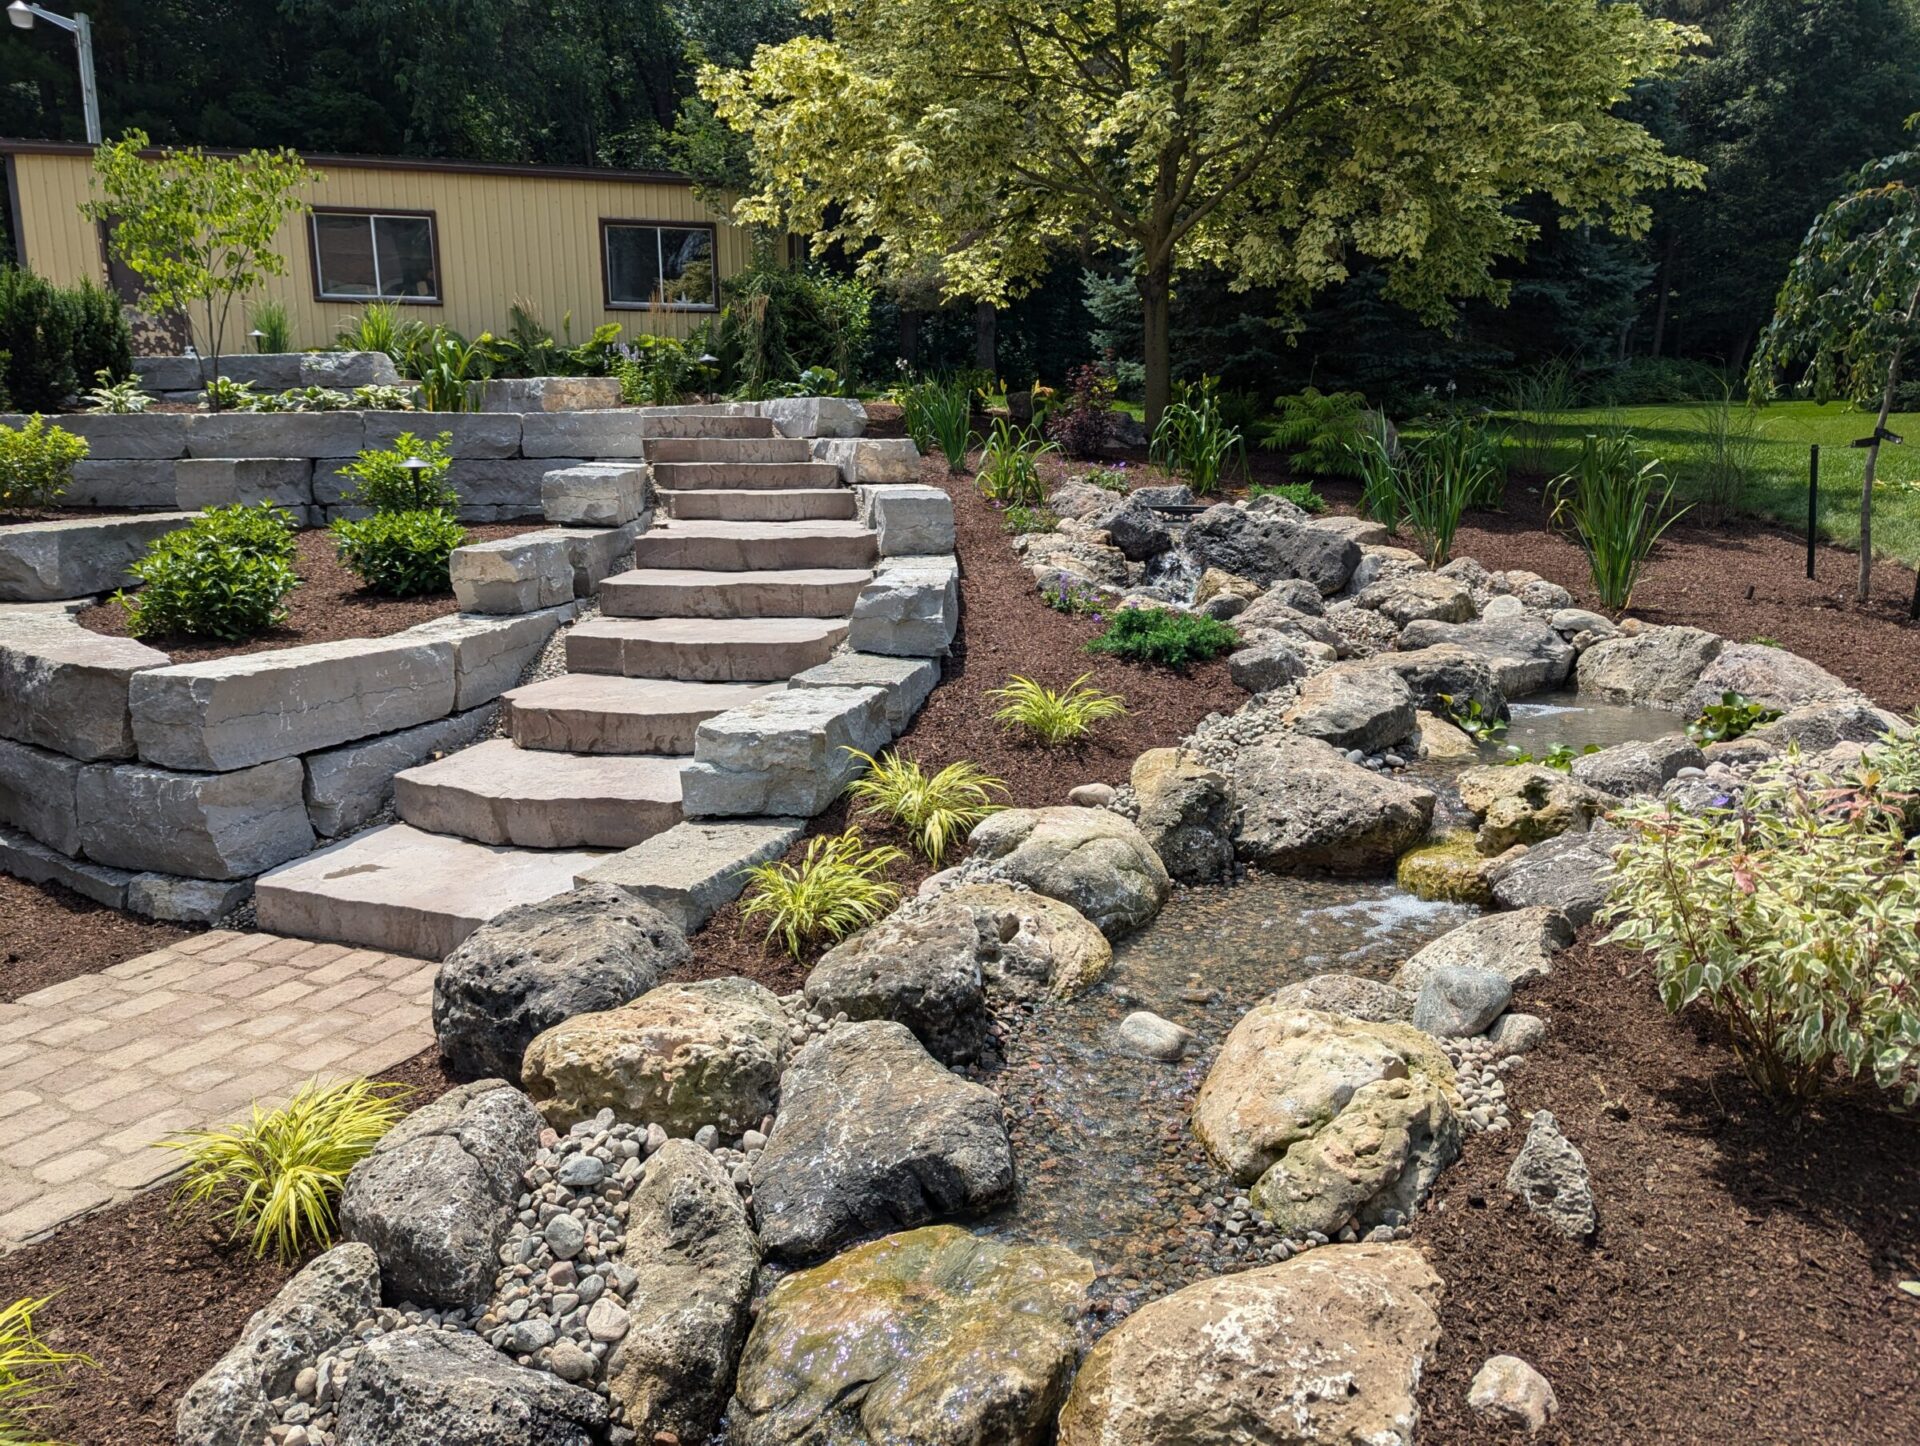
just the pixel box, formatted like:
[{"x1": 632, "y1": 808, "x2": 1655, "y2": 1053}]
[
  {"x1": 601, "y1": 222, "x2": 717, "y2": 309},
  {"x1": 310, "y1": 210, "x2": 440, "y2": 303}
]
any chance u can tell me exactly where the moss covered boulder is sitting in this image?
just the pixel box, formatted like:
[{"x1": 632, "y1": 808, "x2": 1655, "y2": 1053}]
[{"x1": 1395, "y1": 832, "x2": 1498, "y2": 905}]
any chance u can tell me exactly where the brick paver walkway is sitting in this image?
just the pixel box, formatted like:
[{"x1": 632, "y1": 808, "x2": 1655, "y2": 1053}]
[{"x1": 0, "y1": 931, "x2": 435, "y2": 1251}]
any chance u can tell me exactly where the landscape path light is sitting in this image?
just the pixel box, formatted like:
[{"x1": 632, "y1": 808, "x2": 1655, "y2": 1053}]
[{"x1": 6, "y1": 4, "x2": 100, "y2": 145}]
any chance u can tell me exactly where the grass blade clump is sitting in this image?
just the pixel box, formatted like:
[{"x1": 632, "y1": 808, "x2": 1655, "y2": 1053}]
[
  {"x1": 1548, "y1": 431, "x2": 1688, "y2": 612},
  {"x1": 842, "y1": 750, "x2": 1006, "y2": 865},
  {"x1": 739, "y1": 830, "x2": 905, "y2": 958},
  {"x1": 0, "y1": 1295, "x2": 92, "y2": 1445},
  {"x1": 988, "y1": 672, "x2": 1129, "y2": 745}
]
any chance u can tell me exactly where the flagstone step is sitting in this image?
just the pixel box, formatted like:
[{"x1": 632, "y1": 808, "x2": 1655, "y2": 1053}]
[
  {"x1": 648, "y1": 461, "x2": 844, "y2": 490},
  {"x1": 646, "y1": 437, "x2": 813, "y2": 464},
  {"x1": 503, "y1": 675, "x2": 783, "y2": 755},
  {"x1": 644, "y1": 414, "x2": 777, "y2": 440},
  {"x1": 599, "y1": 567, "x2": 873, "y2": 620},
  {"x1": 659, "y1": 488, "x2": 857, "y2": 523},
  {"x1": 566, "y1": 615, "x2": 848, "y2": 681},
  {"x1": 254, "y1": 822, "x2": 603, "y2": 959},
  {"x1": 631, "y1": 520, "x2": 878, "y2": 572},
  {"x1": 394, "y1": 737, "x2": 684, "y2": 848}
]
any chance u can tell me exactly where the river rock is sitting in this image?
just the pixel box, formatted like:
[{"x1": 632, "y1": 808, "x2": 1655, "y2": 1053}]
[
  {"x1": 1355, "y1": 572, "x2": 1476, "y2": 626},
  {"x1": 1056, "y1": 1244, "x2": 1443, "y2": 1446},
  {"x1": 729, "y1": 1225, "x2": 1092, "y2": 1446},
  {"x1": 1397, "y1": 615, "x2": 1575, "y2": 696},
  {"x1": 1506, "y1": 1109, "x2": 1597, "y2": 1238},
  {"x1": 804, "y1": 898, "x2": 991, "y2": 1062},
  {"x1": 334, "y1": 1327, "x2": 607, "y2": 1446},
  {"x1": 1411, "y1": 965, "x2": 1514, "y2": 1037},
  {"x1": 1469, "y1": 1354, "x2": 1560, "y2": 1433},
  {"x1": 1192, "y1": 1005, "x2": 1457, "y2": 1184},
  {"x1": 1569, "y1": 734, "x2": 1705, "y2": 796},
  {"x1": 935, "y1": 882, "x2": 1112, "y2": 998},
  {"x1": 175, "y1": 1244, "x2": 380, "y2": 1446},
  {"x1": 1575, "y1": 625, "x2": 1723, "y2": 708},
  {"x1": 1393, "y1": 907, "x2": 1574, "y2": 993},
  {"x1": 1282, "y1": 663, "x2": 1418, "y2": 753},
  {"x1": 1458, "y1": 764, "x2": 1613, "y2": 853},
  {"x1": 1233, "y1": 734, "x2": 1435, "y2": 874},
  {"x1": 431, "y1": 886, "x2": 690, "y2": 1081},
  {"x1": 1129, "y1": 747, "x2": 1234, "y2": 884},
  {"x1": 605, "y1": 1140, "x2": 758, "y2": 1444},
  {"x1": 1184, "y1": 504, "x2": 1361, "y2": 594},
  {"x1": 966, "y1": 806, "x2": 1170, "y2": 938},
  {"x1": 1227, "y1": 638, "x2": 1309, "y2": 694},
  {"x1": 1486, "y1": 826, "x2": 1625, "y2": 927},
  {"x1": 750, "y1": 1022, "x2": 1014, "y2": 1260},
  {"x1": 1117, "y1": 1010, "x2": 1193, "y2": 1061},
  {"x1": 1268, "y1": 973, "x2": 1416, "y2": 1023},
  {"x1": 520, "y1": 977, "x2": 789, "y2": 1135},
  {"x1": 1679, "y1": 641, "x2": 1859, "y2": 717},
  {"x1": 339, "y1": 1080, "x2": 541, "y2": 1311}
]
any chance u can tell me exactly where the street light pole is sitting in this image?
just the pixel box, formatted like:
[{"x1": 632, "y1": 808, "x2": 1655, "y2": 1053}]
[{"x1": 7, "y1": 4, "x2": 101, "y2": 146}]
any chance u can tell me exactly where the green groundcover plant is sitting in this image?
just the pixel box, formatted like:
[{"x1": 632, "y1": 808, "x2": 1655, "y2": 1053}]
[{"x1": 1086, "y1": 607, "x2": 1238, "y2": 668}]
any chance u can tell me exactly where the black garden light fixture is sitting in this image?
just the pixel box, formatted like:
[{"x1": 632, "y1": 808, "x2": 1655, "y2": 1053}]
[
  {"x1": 248, "y1": 327, "x2": 268, "y2": 354},
  {"x1": 695, "y1": 352, "x2": 719, "y2": 405}
]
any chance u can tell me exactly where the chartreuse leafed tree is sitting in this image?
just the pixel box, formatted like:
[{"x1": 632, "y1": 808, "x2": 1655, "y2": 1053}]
[
  {"x1": 82, "y1": 131, "x2": 312, "y2": 405},
  {"x1": 701, "y1": 0, "x2": 1704, "y2": 425},
  {"x1": 1749, "y1": 146, "x2": 1920, "y2": 602}
]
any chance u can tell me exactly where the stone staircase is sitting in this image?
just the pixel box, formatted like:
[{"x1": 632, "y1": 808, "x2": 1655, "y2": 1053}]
[{"x1": 255, "y1": 413, "x2": 904, "y2": 958}]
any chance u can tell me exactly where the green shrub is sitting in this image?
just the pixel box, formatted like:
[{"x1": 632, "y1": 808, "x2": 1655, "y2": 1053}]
[
  {"x1": 1548, "y1": 431, "x2": 1687, "y2": 612},
  {"x1": 0, "y1": 416, "x2": 88, "y2": 510},
  {"x1": 843, "y1": 750, "x2": 1006, "y2": 865},
  {"x1": 335, "y1": 431, "x2": 458, "y2": 514},
  {"x1": 613, "y1": 335, "x2": 693, "y2": 405},
  {"x1": 739, "y1": 830, "x2": 904, "y2": 958},
  {"x1": 1259, "y1": 387, "x2": 1374, "y2": 478},
  {"x1": 0, "y1": 267, "x2": 131, "y2": 411},
  {"x1": 1686, "y1": 691, "x2": 1780, "y2": 744},
  {"x1": 988, "y1": 672, "x2": 1129, "y2": 745},
  {"x1": 164, "y1": 1077, "x2": 411, "y2": 1262},
  {"x1": 1151, "y1": 375, "x2": 1244, "y2": 496},
  {"x1": 117, "y1": 504, "x2": 300, "y2": 640},
  {"x1": 0, "y1": 1294, "x2": 93, "y2": 1440},
  {"x1": 83, "y1": 369, "x2": 151, "y2": 414},
  {"x1": 975, "y1": 418, "x2": 1055, "y2": 507},
  {"x1": 1247, "y1": 480, "x2": 1325, "y2": 513},
  {"x1": 330, "y1": 510, "x2": 465, "y2": 596},
  {"x1": 1086, "y1": 607, "x2": 1238, "y2": 668},
  {"x1": 1605, "y1": 757, "x2": 1920, "y2": 1105},
  {"x1": 712, "y1": 259, "x2": 872, "y2": 394}
]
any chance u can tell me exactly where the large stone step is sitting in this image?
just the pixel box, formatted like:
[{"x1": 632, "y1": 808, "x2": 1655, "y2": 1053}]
[
  {"x1": 649, "y1": 461, "x2": 845, "y2": 491},
  {"x1": 503, "y1": 675, "x2": 782, "y2": 755},
  {"x1": 394, "y1": 737, "x2": 683, "y2": 848},
  {"x1": 646, "y1": 437, "x2": 812, "y2": 464},
  {"x1": 631, "y1": 520, "x2": 878, "y2": 573},
  {"x1": 660, "y1": 488, "x2": 857, "y2": 523},
  {"x1": 254, "y1": 823, "x2": 603, "y2": 958},
  {"x1": 566, "y1": 616, "x2": 848, "y2": 681},
  {"x1": 643, "y1": 413, "x2": 776, "y2": 441},
  {"x1": 599, "y1": 567, "x2": 872, "y2": 620}
]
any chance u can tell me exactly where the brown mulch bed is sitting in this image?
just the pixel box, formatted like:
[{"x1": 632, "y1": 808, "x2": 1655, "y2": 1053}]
[
  {"x1": 0, "y1": 1049, "x2": 457, "y2": 1446},
  {"x1": 1415, "y1": 934, "x2": 1920, "y2": 1444},
  {"x1": 0, "y1": 874, "x2": 196, "y2": 1003},
  {"x1": 75, "y1": 522, "x2": 543, "y2": 665}
]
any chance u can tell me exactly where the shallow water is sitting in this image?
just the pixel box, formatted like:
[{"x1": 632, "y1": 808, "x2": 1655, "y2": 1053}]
[{"x1": 1492, "y1": 693, "x2": 1685, "y2": 759}]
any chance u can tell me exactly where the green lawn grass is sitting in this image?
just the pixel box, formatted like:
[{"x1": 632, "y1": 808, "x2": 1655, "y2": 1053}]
[{"x1": 1517, "y1": 400, "x2": 1920, "y2": 571}]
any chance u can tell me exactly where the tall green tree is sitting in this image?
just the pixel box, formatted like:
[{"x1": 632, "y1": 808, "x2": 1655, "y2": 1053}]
[{"x1": 702, "y1": 0, "x2": 1703, "y2": 424}]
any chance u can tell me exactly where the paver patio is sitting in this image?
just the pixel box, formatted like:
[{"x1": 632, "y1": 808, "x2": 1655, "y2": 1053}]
[{"x1": 0, "y1": 930, "x2": 435, "y2": 1251}]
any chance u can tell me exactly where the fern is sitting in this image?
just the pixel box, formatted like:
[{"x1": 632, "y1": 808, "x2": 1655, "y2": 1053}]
[{"x1": 1259, "y1": 387, "x2": 1373, "y2": 478}]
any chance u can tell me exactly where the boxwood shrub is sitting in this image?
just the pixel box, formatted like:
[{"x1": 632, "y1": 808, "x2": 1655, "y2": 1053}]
[
  {"x1": 330, "y1": 509, "x2": 466, "y2": 596},
  {"x1": 117, "y1": 504, "x2": 300, "y2": 640}
]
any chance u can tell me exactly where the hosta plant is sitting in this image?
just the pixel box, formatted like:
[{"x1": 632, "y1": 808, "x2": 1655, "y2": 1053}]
[
  {"x1": 989, "y1": 673, "x2": 1129, "y2": 746},
  {"x1": 1603, "y1": 758, "x2": 1920, "y2": 1106},
  {"x1": 83, "y1": 369, "x2": 151, "y2": 414},
  {"x1": 843, "y1": 750, "x2": 1006, "y2": 864},
  {"x1": 739, "y1": 831, "x2": 905, "y2": 958}
]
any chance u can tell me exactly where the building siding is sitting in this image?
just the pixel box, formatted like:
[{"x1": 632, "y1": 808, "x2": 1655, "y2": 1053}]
[{"x1": 4, "y1": 147, "x2": 753, "y2": 350}]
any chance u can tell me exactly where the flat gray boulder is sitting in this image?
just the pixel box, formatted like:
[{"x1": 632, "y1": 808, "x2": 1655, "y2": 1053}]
[
  {"x1": 1679, "y1": 642, "x2": 1859, "y2": 718},
  {"x1": 1397, "y1": 615, "x2": 1575, "y2": 696},
  {"x1": 1394, "y1": 907, "x2": 1574, "y2": 993},
  {"x1": 750, "y1": 1021, "x2": 1014, "y2": 1261},
  {"x1": 1351, "y1": 644, "x2": 1507, "y2": 721},
  {"x1": 1226, "y1": 638, "x2": 1309, "y2": 694},
  {"x1": 432, "y1": 885, "x2": 691, "y2": 1081},
  {"x1": 1185, "y1": 504, "x2": 1360, "y2": 594},
  {"x1": 1282, "y1": 663, "x2": 1418, "y2": 753},
  {"x1": 1486, "y1": 827, "x2": 1624, "y2": 927},
  {"x1": 1354, "y1": 572, "x2": 1476, "y2": 626},
  {"x1": 1751, "y1": 699, "x2": 1907, "y2": 754},
  {"x1": 1411, "y1": 965, "x2": 1514, "y2": 1037},
  {"x1": 804, "y1": 898, "x2": 992, "y2": 1062},
  {"x1": 1233, "y1": 734, "x2": 1435, "y2": 874},
  {"x1": 1267, "y1": 973, "x2": 1416, "y2": 1023},
  {"x1": 1569, "y1": 734, "x2": 1704, "y2": 796},
  {"x1": 334, "y1": 1327, "x2": 607, "y2": 1446},
  {"x1": 340, "y1": 1080, "x2": 541, "y2": 1311},
  {"x1": 1575, "y1": 625, "x2": 1722, "y2": 709},
  {"x1": 967, "y1": 806, "x2": 1170, "y2": 938}
]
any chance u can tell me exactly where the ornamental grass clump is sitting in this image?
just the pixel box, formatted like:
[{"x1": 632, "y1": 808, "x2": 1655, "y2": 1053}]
[
  {"x1": 989, "y1": 672, "x2": 1128, "y2": 746},
  {"x1": 1548, "y1": 431, "x2": 1686, "y2": 612},
  {"x1": 0, "y1": 1295, "x2": 92, "y2": 1444},
  {"x1": 974, "y1": 417, "x2": 1055, "y2": 507},
  {"x1": 163, "y1": 1076, "x2": 412, "y2": 1263},
  {"x1": 902, "y1": 375, "x2": 973, "y2": 472},
  {"x1": 739, "y1": 830, "x2": 905, "y2": 958},
  {"x1": 1603, "y1": 751, "x2": 1920, "y2": 1107},
  {"x1": 842, "y1": 749, "x2": 1007, "y2": 865}
]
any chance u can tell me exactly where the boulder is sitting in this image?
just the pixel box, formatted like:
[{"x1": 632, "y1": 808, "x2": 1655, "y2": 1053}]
[
  {"x1": 1106, "y1": 500, "x2": 1173, "y2": 560},
  {"x1": 175, "y1": 1244, "x2": 380, "y2": 1446},
  {"x1": 1411, "y1": 965, "x2": 1514, "y2": 1037},
  {"x1": 1506, "y1": 1109, "x2": 1596, "y2": 1239},
  {"x1": 1233, "y1": 734, "x2": 1435, "y2": 874},
  {"x1": 432, "y1": 886, "x2": 691, "y2": 1081},
  {"x1": 1192, "y1": 1005, "x2": 1457, "y2": 1185},
  {"x1": 1569, "y1": 734, "x2": 1705, "y2": 796},
  {"x1": 1241, "y1": 576, "x2": 1328, "y2": 621},
  {"x1": 1193, "y1": 567, "x2": 1262, "y2": 608},
  {"x1": 1354, "y1": 644, "x2": 1507, "y2": 721},
  {"x1": 1469, "y1": 1354, "x2": 1560, "y2": 1434},
  {"x1": 334, "y1": 1327, "x2": 607, "y2": 1446},
  {"x1": 1056, "y1": 1244, "x2": 1443, "y2": 1446},
  {"x1": 0, "y1": 512, "x2": 197, "y2": 602},
  {"x1": 1487, "y1": 1011, "x2": 1548, "y2": 1058},
  {"x1": 1575, "y1": 625, "x2": 1723, "y2": 708},
  {"x1": 1457, "y1": 763, "x2": 1613, "y2": 853},
  {"x1": 813, "y1": 437, "x2": 924, "y2": 486},
  {"x1": 750, "y1": 1021, "x2": 1014, "y2": 1261},
  {"x1": 681, "y1": 685, "x2": 891, "y2": 819},
  {"x1": 540, "y1": 462, "x2": 647, "y2": 526},
  {"x1": 1267, "y1": 973, "x2": 1415, "y2": 1023},
  {"x1": 848, "y1": 555, "x2": 961, "y2": 658},
  {"x1": 1129, "y1": 747, "x2": 1235, "y2": 884},
  {"x1": 729, "y1": 1226, "x2": 1091, "y2": 1446},
  {"x1": 1047, "y1": 479, "x2": 1125, "y2": 525},
  {"x1": 339, "y1": 1080, "x2": 541, "y2": 1311},
  {"x1": 1117, "y1": 1010, "x2": 1194, "y2": 1061},
  {"x1": 1393, "y1": 907, "x2": 1574, "y2": 993},
  {"x1": 1486, "y1": 826, "x2": 1624, "y2": 927},
  {"x1": 1348, "y1": 543, "x2": 1427, "y2": 594},
  {"x1": 804, "y1": 898, "x2": 992, "y2": 1062},
  {"x1": 1226, "y1": 638, "x2": 1309, "y2": 694},
  {"x1": 1398, "y1": 615, "x2": 1575, "y2": 697},
  {"x1": 1283, "y1": 663, "x2": 1418, "y2": 753},
  {"x1": 1679, "y1": 641, "x2": 1860, "y2": 718},
  {"x1": 1751, "y1": 699, "x2": 1907, "y2": 754},
  {"x1": 934, "y1": 882, "x2": 1112, "y2": 999},
  {"x1": 1184, "y1": 504, "x2": 1361, "y2": 594},
  {"x1": 520, "y1": 977, "x2": 790, "y2": 1135},
  {"x1": 1551, "y1": 607, "x2": 1616, "y2": 639},
  {"x1": 0, "y1": 735, "x2": 80, "y2": 854},
  {"x1": 1395, "y1": 832, "x2": 1498, "y2": 905},
  {"x1": 605, "y1": 1140, "x2": 759, "y2": 1445},
  {"x1": 449, "y1": 532, "x2": 575, "y2": 614},
  {"x1": 966, "y1": 806, "x2": 1170, "y2": 938},
  {"x1": 1411, "y1": 710, "x2": 1479, "y2": 762},
  {"x1": 1355, "y1": 572, "x2": 1477, "y2": 626}
]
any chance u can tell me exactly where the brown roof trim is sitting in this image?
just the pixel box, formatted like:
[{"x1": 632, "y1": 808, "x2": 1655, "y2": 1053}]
[{"x1": 0, "y1": 138, "x2": 695, "y2": 187}]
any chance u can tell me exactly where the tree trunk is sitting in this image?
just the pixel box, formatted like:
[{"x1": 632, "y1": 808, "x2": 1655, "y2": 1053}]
[
  {"x1": 1860, "y1": 353, "x2": 1902, "y2": 602},
  {"x1": 973, "y1": 301, "x2": 997, "y2": 374},
  {"x1": 1140, "y1": 262, "x2": 1172, "y2": 432},
  {"x1": 1650, "y1": 231, "x2": 1678, "y2": 358}
]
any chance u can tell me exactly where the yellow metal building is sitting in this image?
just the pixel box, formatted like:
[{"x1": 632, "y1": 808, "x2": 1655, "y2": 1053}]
[{"x1": 1, "y1": 140, "x2": 754, "y2": 350}]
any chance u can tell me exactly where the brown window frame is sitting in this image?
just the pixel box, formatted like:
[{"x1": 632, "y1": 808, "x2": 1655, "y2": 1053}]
[
  {"x1": 598, "y1": 218, "x2": 720, "y2": 312},
  {"x1": 307, "y1": 206, "x2": 444, "y2": 306}
]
